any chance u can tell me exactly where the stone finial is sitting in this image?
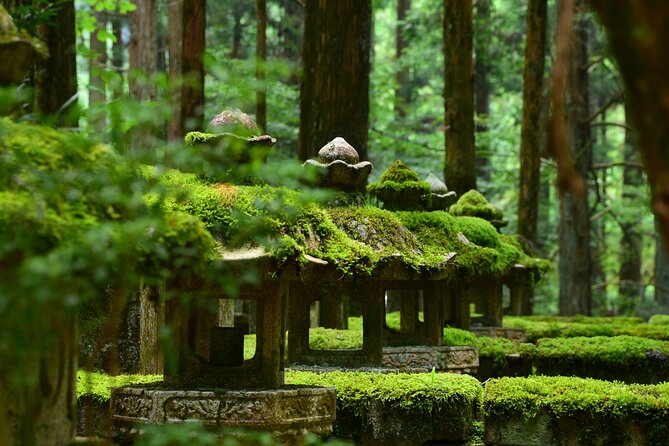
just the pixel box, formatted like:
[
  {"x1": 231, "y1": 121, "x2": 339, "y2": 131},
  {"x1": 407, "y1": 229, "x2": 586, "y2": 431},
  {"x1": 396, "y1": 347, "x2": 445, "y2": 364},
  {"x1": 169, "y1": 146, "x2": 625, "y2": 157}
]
[
  {"x1": 317, "y1": 137, "x2": 360, "y2": 164},
  {"x1": 207, "y1": 108, "x2": 261, "y2": 137},
  {"x1": 304, "y1": 137, "x2": 372, "y2": 192},
  {"x1": 425, "y1": 173, "x2": 457, "y2": 210}
]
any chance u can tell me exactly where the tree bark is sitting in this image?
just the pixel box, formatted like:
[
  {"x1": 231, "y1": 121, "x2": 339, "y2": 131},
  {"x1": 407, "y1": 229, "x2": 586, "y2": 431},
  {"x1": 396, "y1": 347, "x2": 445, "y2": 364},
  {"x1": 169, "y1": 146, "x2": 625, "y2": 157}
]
[
  {"x1": 34, "y1": 0, "x2": 78, "y2": 127},
  {"x1": 618, "y1": 106, "x2": 643, "y2": 313},
  {"x1": 88, "y1": 10, "x2": 107, "y2": 133},
  {"x1": 474, "y1": 0, "x2": 491, "y2": 184},
  {"x1": 394, "y1": 0, "x2": 411, "y2": 119},
  {"x1": 256, "y1": 0, "x2": 267, "y2": 132},
  {"x1": 656, "y1": 219, "x2": 669, "y2": 306},
  {"x1": 129, "y1": 0, "x2": 157, "y2": 101},
  {"x1": 589, "y1": 1, "x2": 669, "y2": 254},
  {"x1": 558, "y1": 0, "x2": 591, "y2": 316},
  {"x1": 517, "y1": 0, "x2": 547, "y2": 250},
  {"x1": 298, "y1": 0, "x2": 372, "y2": 161},
  {"x1": 167, "y1": 0, "x2": 205, "y2": 144},
  {"x1": 443, "y1": 0, "x2": 476, "y2": 196}
]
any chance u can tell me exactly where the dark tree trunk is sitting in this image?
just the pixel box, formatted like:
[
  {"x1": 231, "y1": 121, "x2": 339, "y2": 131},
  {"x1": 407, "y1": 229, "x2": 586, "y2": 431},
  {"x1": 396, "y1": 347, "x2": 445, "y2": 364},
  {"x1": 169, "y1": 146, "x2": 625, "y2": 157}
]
[
  {"x1": 129, "y1": 0, "x2": 157, "y2": 101},
  {"x1": 443, "y1": 0, "x2": 476, "y2": 196},
  {"x1": 34, "y1": 0, "x2": 78, "y2": 127},
  {"x1": 279, "y1": 0, "x2": 302, "y2": 60},
  {"x1": 517, "y1": 0, "x2": 547, "y2": 250},
  {"x1": 589, "y1": 1, "x2": 669, "y2": 253},
  {"x1": 88, "y1": 10, "x2": 107, "y2": 133},
  {"x1": 298, "y1": 0, "x2": 372, "y2": 161},
  {"x1": 110, "y1": 14, "x2": 125, "y2": 98},
  {"x1": 474, "y1": 0, "x2": 491, "y2": 185},
  {"x1": 394, "y1": 0, "x2": 411, "y2": 119},
  {"x1": 618, "y1": 104, "x2": 644, "y2": 313},
  {"x1": 167, "y1": 0, "x2": 206, "y2": 143},
  {"x1": 256, "y1": 0, "x2": 267, "y2": 132},
  {"x1": 231, "y1": 7, "x2": 243, "y2": 59},
  {"x1": 656, "y1": 219, "x2": 669, "y2": 306},
  {"x1": 558, "y1": 0, "x2": 591, "y2": 316},
  {"x1": 515, "y1": 0, "x2": 547, "y2": 315}
]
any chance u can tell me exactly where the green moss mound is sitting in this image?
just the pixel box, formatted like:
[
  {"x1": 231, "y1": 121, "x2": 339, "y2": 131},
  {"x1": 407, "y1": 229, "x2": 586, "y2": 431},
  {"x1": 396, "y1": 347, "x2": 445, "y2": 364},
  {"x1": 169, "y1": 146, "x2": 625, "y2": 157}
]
[
  {"x1": 450, "y1": 190, "x2": 503, "y2": 221},
  {"x1": 535, "y1": 335, "x2": 669, "y2": 383},
  {"x1": 286, "y1": 370, "x2": 483, "y2": 417},
  {"x1": 379, "y1": 160, "x2": 420, "y2": 183},
  {"x1": 475, "y1": 337, "x2": 536, "y2": 377},
  {"x1": 649, "y1": 314, "x2": 669, "y2": 325},
  {"x1": 456, "y1": 216, "x2": 500, "y2": 248}
]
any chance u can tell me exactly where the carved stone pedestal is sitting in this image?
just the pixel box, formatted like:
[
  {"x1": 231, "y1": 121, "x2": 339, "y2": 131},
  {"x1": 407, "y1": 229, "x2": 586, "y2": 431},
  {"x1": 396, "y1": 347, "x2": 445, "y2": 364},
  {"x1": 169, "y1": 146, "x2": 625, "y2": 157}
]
[
  {"x1": 382, "y1": 345, "x2": 479, "y2": 374},
  {"x1": 111, "y1": 384, "x2": 336, "y2": 444}
]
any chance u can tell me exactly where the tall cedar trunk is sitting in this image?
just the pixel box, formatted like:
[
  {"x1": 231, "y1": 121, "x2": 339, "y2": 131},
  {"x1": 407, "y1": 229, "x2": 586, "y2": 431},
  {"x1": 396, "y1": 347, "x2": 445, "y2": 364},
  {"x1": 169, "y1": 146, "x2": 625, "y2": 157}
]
[
  {"x1": 111, "y1": 14, "x2": 125, "y2": 98},
  {"x1": 256, "y1": 0, "x2": 267, "y2": 132},
  {"x1": 298, "y1": 0, "x2": 372, "y2": 161},
  {"x1": 394, "y1": 0, "x2": 411, "y2": 119},
  {"x1": 474, "y1": 0, "x2": 491, "y2": 185},
  {"x1": 558, "y1": 0, "x2": 591, "y2": 316},
  {"x1": 34, "y1": 0, "x2": 78, "y2": 127},
  {"x1": 589, "y1": 2, "x2": 669, "y2": 253},
  {"x1": 88, "y1": 10, "x2": 107, "y2": 133},
  {"x1": 618, "y1": 104, "x2": 643, "y2": 313},
  {"x1": 517, "y1": 0, "x2": 547, "y2": 249},
  {"x1": 129, "y1": 0, "x2": 157, "y2": 101},
  {"x1": 166, "y1": 0, "x2": 205, "y2": 144},
  {"x1": 656, "y1": 220, "x2": 669, "y2": 306},
  {"x1": 515, "y1": 0, "x2": 547, "y2": 315},
  {"x1": 443, "y1": 0, "x2": 476, "y2": 196},
  {"x1": 231, "y1": 6, "x2": 243, "y2": 59},
  {"x1": 278, "y1": 0, "x2": 302, "y2": 85}
]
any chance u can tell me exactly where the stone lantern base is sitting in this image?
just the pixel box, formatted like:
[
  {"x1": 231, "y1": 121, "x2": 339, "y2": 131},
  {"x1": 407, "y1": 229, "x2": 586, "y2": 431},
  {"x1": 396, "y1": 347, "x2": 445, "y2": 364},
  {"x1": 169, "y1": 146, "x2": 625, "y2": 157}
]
[
  {"x1": 111, "y1": 384, "x2": 336, "y2": 444},
  {"x1": 382, "y1": 345, "x2": 479, "y2": 374}
]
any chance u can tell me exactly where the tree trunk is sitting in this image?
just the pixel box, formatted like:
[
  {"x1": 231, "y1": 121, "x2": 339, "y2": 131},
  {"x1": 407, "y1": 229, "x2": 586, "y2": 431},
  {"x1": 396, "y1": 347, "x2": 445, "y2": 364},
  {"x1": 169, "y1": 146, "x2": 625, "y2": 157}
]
[
  {"x1": 558, "y1": 0, "x2": 591, "y2": 316},
  {"x1": 394, "y1": 0, "x2": 411, "y2": 119},
  {"x1": 517, "y1": 0, "x2": 547, "y2": 250},
  {"x1": 298, "y1": 0, "x2": 372, "y2": 161},
  {"x1": 110, "y1": 13, "x2": 125, "y2": 98},
  {"x1": 34, "y1": 0, "x2": 78, "y2": 127},
  {"x1": 443, "y1": 0, "x2": 476, "y2": 196},
  {"x1": 656, "y1": 219, "x2": 669, "y2": 306},
  {"x1": 231, "y1": 6, "x2": 243, "y2": 59},
  {"x1": 166, "y1": 0, "x2": 205, "y2": 144},
  {"x1": 256, "y1": 0, "x2": 267, "y2": 132},
  {"x1": 88, "y1": 10, "x2": 107, "y2": 133},
  {"x1": 589, "y1": 1, "x2": 669, "y2": 253},
  {"x1": 474, "y1": 0, "x2": 491, "y2": 185},
  {"x1": 618, "y1": 107, "x2": 643, "y2": 313}
]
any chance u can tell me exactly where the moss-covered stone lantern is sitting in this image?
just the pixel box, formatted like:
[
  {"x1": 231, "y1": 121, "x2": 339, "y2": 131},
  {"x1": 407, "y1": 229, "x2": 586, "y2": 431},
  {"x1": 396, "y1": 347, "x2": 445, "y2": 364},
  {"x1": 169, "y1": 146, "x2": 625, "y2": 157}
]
[{"x1": 368, "y1": 160, "x2": 432, "y2": 210}]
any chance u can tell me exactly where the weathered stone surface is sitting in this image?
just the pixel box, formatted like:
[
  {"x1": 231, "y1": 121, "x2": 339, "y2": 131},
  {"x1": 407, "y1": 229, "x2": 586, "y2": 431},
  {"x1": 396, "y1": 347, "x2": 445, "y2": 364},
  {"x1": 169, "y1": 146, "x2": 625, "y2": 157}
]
[
  {"x1": 111, "y1": 384, "x2": 336, "y2": 443},
  {"x1": 382, "y1": 346, "x2": 478, "y2": 373},
  {"x1": 303, "y1": 137, "x2": 372, "y2": 191},
  {"x1": 208, "y1": 108, "x2": 260, "y2": 137},
  {"x1": 77, "y1": 395, "x2": 111, "y2": 439},
  {"x1": 471, "y1": 327, "x2": 527, "y2": 342},
  {"x1": 485, "y1": 409, "x2": 649, "y2": 446},
  {"x1": 317, "y1": 137, "x2": 359, "y2": 164}
]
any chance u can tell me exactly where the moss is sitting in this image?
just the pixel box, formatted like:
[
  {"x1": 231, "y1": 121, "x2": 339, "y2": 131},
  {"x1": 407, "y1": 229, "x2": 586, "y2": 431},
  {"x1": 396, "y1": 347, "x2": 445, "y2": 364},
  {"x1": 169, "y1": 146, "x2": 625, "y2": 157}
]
[
  {"x1": 76, "y1": 370, "x2": 162, "y2": 402},
  {"x1": 484, "y1": 375, "x2": 669, "y2": 421},
  {"x1": 285, "y1": 369, "x2": 483, "y2": 418},
  {"x1": 379, "y1": 160, "x2": 420, "y2": 183},
  {"x1": 475, "y1": 337, "x2": 537, "y2": 374},
  {"x1": 504, "y1": 316, "x2": 669, "y2": 343},
  {"x1": 449, "y1": 190, "x2": 503, "y2": 221},
  {"x1": 649, "y1": 314, "x2": 669, "y2": 325},
  {"x1": 309, "y1": 327, "x2": 363, "y2": 350},
  {"x1": 456, "y1": 216, "x2": 500, "y2": 248}
]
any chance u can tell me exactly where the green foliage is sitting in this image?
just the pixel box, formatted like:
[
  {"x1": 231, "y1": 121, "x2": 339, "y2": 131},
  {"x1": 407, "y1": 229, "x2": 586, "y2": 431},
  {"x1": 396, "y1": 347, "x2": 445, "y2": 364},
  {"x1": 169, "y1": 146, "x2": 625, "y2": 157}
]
[
  {"x1": 76, "y1": 370, "x2": 162, "y2": 402},
  {"x1": 484, "y1": 375, "x2": 669, "y2": 421},
  {"x1": 649, "y1": 314, "x2": 669, "y2": 325},
  {"x1": 285, "y1": 370, "x2": 483, "y2": 417}
]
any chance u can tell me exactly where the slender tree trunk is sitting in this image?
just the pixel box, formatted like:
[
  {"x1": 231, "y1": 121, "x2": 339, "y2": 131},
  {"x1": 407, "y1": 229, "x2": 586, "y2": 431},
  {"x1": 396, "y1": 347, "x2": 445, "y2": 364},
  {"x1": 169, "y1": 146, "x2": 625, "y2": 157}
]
[
  {"x1": 129, "y1": 0, "x2": 157, "y2": 101},
  {"x1": 89, "y1": 10, "x2": 108, "y2": 133},
  {"x1": 167, "y1": 0, "x2": 206, "y2": 143},
  {"x1": 231, "y1": 7, "x2": 243, "y2": 59},
  {"x1": 656, "y1": 219, "x2": 669, "y2": 306},
  {"x1": 517, "y1": 0, "x2": 547, "y2": 250},
  {"x1": 34, "y1": 0, "x2": 78, "y2": 127},
  {"x1": 110, "y1": 14, "x2": 125, "y2": 98},
  {"x1": 394, "y1": 0, "x2": 411, "y2": 119},
  {"x1": 443, "y1": 0, "x2": 476, "y2": 196},
  {"x1": 618, "y1": 103, "x2": 644, "y2": 313},
  {"x1": 298, "y1": 0, "x2": 372, "y2": 161},
  {"x1": 256, "y1": 0, "x2": 267, "y2": 132},
  {"x1": 558, "y1": 0, "x2": 591, "y2": 316},
  {"x1": 474, "y1": 0, "x2": 491, "y2": 185}
]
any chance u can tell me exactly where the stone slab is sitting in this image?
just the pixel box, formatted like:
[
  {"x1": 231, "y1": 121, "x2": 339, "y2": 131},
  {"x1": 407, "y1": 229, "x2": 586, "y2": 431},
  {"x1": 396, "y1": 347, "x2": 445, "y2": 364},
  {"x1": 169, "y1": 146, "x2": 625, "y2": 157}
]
[
  {"x1": 111, "y1": 384, "x2": 336, "y2": 444},
  {"x1": 382, "y1": 345, "x2": 478, "y2": 373}
]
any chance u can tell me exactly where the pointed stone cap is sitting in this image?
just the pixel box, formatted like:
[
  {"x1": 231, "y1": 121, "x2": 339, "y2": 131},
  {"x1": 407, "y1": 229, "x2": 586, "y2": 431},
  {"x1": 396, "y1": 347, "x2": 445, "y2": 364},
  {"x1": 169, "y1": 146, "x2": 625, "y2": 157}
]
[
  {"x1": 208, "y1": 108, "x2": 261, "y2": 138},
  {"x1": 425, "y1": 173, "x2": 457, "y2": 210},
  {"x1": 304, "y1": 137, "x2": 372, "y2": 192},
  {"x1": 317, "y1": 137, "x2": 360, "y2": 164}
]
